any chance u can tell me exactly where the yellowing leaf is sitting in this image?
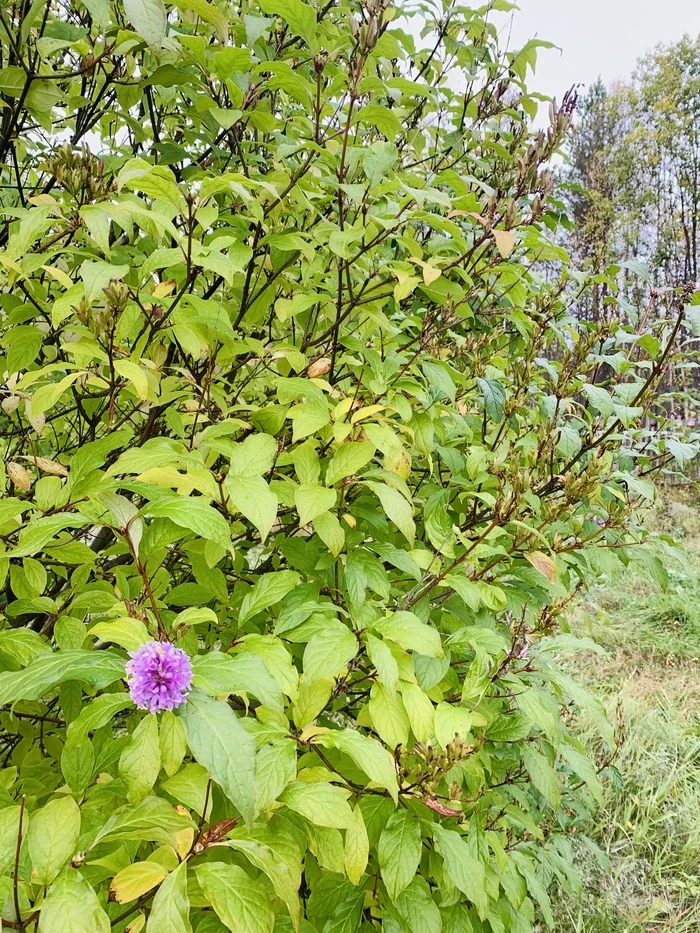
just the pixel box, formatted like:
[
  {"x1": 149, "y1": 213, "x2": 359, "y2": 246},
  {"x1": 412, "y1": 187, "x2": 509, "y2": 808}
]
[
  {"x1": 407, "y1": 257, "x2": 442, "y2": 285},
  {"x1": 350, "y1": 404, "x2": 385, "y2": 424},
  {"x1": 393, "y1": 275, "x2": 420, "y2": 302},
  {"x1": 422, "y1": 264, "x2": 442, "y2": 285},
  {"x1": 493, "y1": 228, "x2": 515, "y2": 258},
  {"x1": 91, "y1": 617, "x2": 150, "y2": 651},
  {"x1": 115, "y1": 361, "x2": 150, "y2": 400},
  {"x1": 525, "y1": 551, "x2": 558, "y2": 583},
  {"x1": 110, "y1": 862, "x2": 168, "y2": 904},
  {"x1": 41, "y1": 264, "x2": 73, "y2": 289},
  {"x1": 345, "y1": 805, "x2": 369, "y2": 885},
  {"x1": 152, "y1": 279, "x2": 176, "y2": 298}
]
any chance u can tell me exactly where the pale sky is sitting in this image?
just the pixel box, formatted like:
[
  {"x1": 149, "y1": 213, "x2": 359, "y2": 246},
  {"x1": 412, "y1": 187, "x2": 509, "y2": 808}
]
[{"x1": 506, "y1": 0, "x2": 700, "y2": 111}]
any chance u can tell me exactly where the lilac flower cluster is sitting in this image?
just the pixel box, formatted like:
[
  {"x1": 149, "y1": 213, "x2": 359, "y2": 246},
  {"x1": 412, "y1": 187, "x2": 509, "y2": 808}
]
[{"x1": 126, "y1": 641, "x2": 193, "y2": 713}]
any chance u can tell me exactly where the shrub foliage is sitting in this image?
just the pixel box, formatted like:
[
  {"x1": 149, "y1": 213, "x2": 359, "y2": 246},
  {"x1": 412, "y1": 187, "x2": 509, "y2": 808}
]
[{"x1": 0, "y1": 0, "x2": 693, "y2": 930}]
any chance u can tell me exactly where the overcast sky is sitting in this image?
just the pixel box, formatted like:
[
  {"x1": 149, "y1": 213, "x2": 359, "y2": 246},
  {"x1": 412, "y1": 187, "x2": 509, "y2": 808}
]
[{"x1": 505, "y1": 0, "x2": 700, "y2": 110}]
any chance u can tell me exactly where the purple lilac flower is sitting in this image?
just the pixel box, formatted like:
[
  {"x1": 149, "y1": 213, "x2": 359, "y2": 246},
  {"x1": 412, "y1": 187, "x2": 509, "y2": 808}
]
[{"x1": 126, "y1": 641, "x2": 193, "y2": 713}]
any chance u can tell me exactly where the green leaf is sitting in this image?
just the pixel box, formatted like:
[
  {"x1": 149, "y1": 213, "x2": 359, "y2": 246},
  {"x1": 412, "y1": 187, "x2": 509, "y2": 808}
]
[
  {"x1": 179, "y1": 688, "x2": 257, "y2": 825},
  {"x1": 115, "y1": 360, "x2": 150, "y2": 400},
  {"x1": 258, "y1": 0, "x2": 317, "y2": 48},
  {"x1": 38, "y1": 870, "x2": 110, "y2": 933},
  {"x1": 291, "y1": 676, "x2": 333, "y2": 728},
  {"x1": 515, "y1": 686, "x2": 561, "y2": 744},
  {"x1": 80, "y1": 259, "x2": 129, "y2": 304},
  {"x1": 162, "y1": 763, "x2": 210, "y2": 816},
  {"x1": 66, "y1": 693, "x2": 132, "y2": 744},
  {"x1": 394, "y1": 877, "x2": 442, "y2": 933},
  {"x1": 556, "y1": 425, "x2": 582, "y2": 459},
  {"x1": 434, "y1": 702, "x2": 473, "y2": 748},
  {"x1": 325, "y1": 441, "x2": 375, "y2": 486},
  {"x1": 432, "y1": 824, "x2": 488, "y2": 919},
  {"x1": 560, "y1": 743, "x2": 603, "y2": 804},
  {"x1": 5, "y1": 326, "x2": 42, "y2": 373},
  {"x1": 478, "y1": 378, "x2": 506, "y2": 423},
  {"x1": 400, "y1": 681, "x2": 434, "y2": 744},
  {"x1": 144, "y1": 496, "x2": 232, "y2": 551},
  {"x1": 159, "y1": 710, "x2": 189, "y2": 778},
  {"x1": 363, "y1": 141, "x2": 398, "y2": 186},
  {"x1": 378, "y1": 810, "x2": 421, "y2": 902},
  {"x1": 93, "y1": 796, "x2": 195, "y2": 847},
  {"x1": 355, "y1": 104, "x2": 403, "y2": 138},
  {"x1": 548, "y1": 669, "x2": 614, "y2": 747},
  {"x1": 0, "y1": 650, "x2": 125, "y2": 706},
  {"x1": 365, "y1": 482, "x2": 415, "y2": 546},
  {"x1": 0, "y1": 806, "x2": 27, "y2": 875},
  {"x1": 288, "y1": 401, "x2": 329, "y2": 442},
  {"x1": 61, "y1": 738, "x2": 94, "y2": 793},
  {"x1": 172, "y1": 0, "x2": 228, "y2": 41},
  {"x1": 316, "y1": 729, "x2": 398, "y2": 802},
  {"x1": 192, "y1": 651, "x2": 284, "y2": 712},
  {"x1": 280, "y1": 781, "x2": 353, "y2": 828},
  {"x1": 146, "y1": 862, "x2": 192, "y2": 933},
  {"x1": 295, "y1": 483, "x2": 336, "y2": 525},
  {"x1": 226, "y1": 474, "x2": 278, "y2": 542},
  {"x1": 255, "y1": 741, "x2": 297, "y2": 810},
  {"x1": 0, "y1": 628, "x2": 50, "y2": 666},
  {"x1": 366, "y1": 634, "x2": 399, "y2": 693},
  {"x1": 124, "y1": 0, "x2": 166, "y2": 49},
  {"x1": 229, "y1": 433, "x2": 278, "y2": 478},
  {"x1": 0, "y1": 498, "x2": 29, "y2": 524},
  {"x1": 225, "y1": 829, "x2": 302, "y2": 930},
  {"x1": 302, "y1": 623, "x2": 357, "y2": 681},
  {"x1": 582, "y1": 383, "x2": 615, "y2": 418},
  {"x1": 196, "y1": 863, "x2": 274, "y2": 933},
  {"x1": 313, "y1": 510, "x2": 345, "y2": 556},
  {"x1": 81, "y1": 0, "x2": 110, "y2": 27},
  {"x1": 368, "y1": 683, "x2": 410, "y2": 749},
  {"x1": 239, "y1": 571, "x2": 301, "y2": 624},
  {"x1": 521, "y1": 746, "x2": 561, "y2": 810},
  {"x1": 27, "y1": 797, "x2": 81, "y2": 887},
  {"x1": 0, "y1": 66, "x2": 26, "y2": 97},
  {"x1": 90, "y1": 616, "x2": 150, "y2": 651},
  {"x1": 373, "y1": 611, "x2": 443, "y2": 659},
  {"x1": 119, "y1": 714, "x2": 161, "y2": 803},
  {"x1": 443, "y1": 572, "x2": 482, "y2": 611}
]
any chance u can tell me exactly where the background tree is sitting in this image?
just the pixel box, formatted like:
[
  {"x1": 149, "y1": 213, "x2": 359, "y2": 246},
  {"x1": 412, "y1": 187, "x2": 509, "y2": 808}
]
[
  {"x1": 564, "y1": 33, "x2": 700, "y2": 428},
  {"x1": 0, "y1": 1, "x2": 696, "y2": 931}
]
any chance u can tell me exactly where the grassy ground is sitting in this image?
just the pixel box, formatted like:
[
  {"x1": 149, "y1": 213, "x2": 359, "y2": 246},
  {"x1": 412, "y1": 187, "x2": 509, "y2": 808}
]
[{"x1": 552, "y1": 489, "x2": 700, "y2": 933}]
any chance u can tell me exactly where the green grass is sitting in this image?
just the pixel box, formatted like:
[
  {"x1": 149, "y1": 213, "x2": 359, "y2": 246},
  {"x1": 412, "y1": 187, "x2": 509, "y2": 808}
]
[{"x1": 551, "y1": 491, "x2": 700, "y2": 933}]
